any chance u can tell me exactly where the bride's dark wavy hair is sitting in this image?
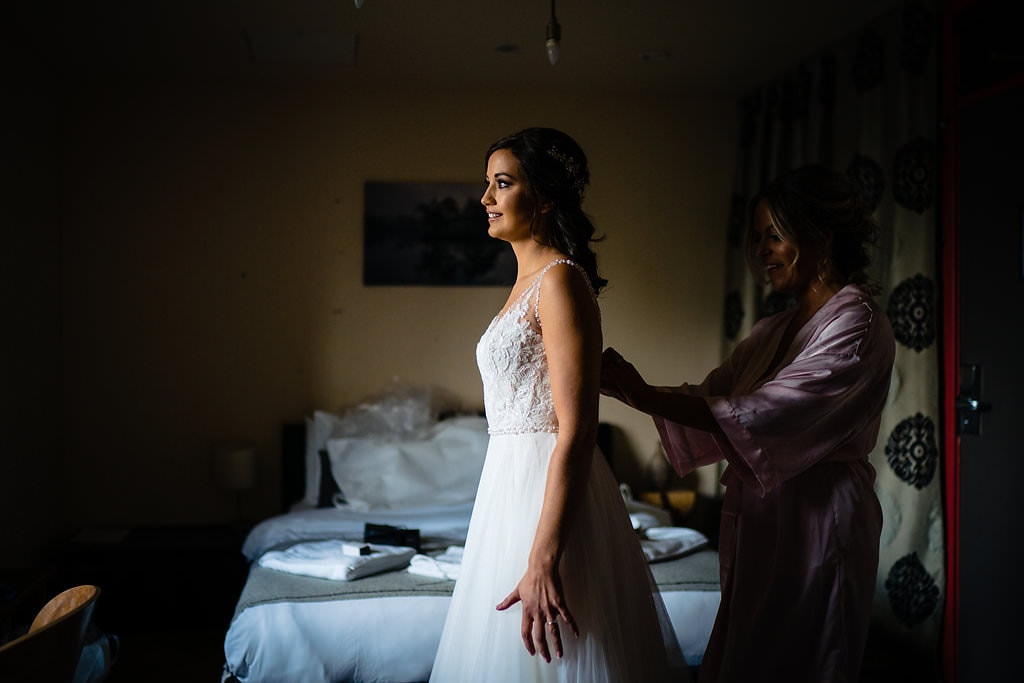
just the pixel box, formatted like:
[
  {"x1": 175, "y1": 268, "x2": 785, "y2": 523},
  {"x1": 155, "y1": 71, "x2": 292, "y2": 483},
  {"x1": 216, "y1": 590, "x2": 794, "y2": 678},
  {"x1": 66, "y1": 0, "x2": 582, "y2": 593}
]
[{"x1": 486, "y1": 127, "x2": 607, "y2": 294}]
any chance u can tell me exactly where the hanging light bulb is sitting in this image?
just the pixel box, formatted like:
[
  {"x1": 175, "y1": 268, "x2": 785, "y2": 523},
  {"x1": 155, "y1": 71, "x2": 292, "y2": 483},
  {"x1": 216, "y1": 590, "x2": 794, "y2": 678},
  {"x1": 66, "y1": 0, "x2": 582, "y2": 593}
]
[{"x1": 545, "y1": 0, "x2": 561, "y2": 65}]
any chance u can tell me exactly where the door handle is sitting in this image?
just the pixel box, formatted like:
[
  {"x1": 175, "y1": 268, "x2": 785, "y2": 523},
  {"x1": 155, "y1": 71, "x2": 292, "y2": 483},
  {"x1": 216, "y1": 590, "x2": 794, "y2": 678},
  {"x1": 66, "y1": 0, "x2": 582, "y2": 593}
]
[
  {"x1": 957, "y1": 363, "x2": 992, "y2": 435},
  {"x1": 954, "y1": 396, "x2": 990, "y2": 412}
]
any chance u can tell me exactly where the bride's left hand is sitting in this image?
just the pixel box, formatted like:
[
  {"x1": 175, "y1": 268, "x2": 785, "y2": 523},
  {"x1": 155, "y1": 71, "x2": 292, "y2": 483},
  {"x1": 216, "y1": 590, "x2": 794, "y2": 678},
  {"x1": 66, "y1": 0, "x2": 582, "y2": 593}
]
[{"x1": 496, "y1": 566, "x2": 579, "y2": 662}]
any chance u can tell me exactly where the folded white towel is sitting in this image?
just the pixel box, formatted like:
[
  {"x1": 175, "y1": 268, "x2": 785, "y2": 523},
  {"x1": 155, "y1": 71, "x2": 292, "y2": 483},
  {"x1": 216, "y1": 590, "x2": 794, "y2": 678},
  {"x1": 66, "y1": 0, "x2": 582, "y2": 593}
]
[
  {"x1": 408, "y1": 546, "x2": 464, "y2": 580},
  {"x1": 640, "y1": 527, "x2": 709, "y2": 563},
  {"x1": 258, "y1": 540, "x2": 416, "y2": 581}
]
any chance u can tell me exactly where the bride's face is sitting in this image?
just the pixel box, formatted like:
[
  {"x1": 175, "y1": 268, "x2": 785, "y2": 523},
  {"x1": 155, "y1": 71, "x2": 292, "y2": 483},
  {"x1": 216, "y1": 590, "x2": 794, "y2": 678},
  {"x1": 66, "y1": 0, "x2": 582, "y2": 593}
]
[{"x1": 481, "y1": 149, "x2": 537, "y2": 243}]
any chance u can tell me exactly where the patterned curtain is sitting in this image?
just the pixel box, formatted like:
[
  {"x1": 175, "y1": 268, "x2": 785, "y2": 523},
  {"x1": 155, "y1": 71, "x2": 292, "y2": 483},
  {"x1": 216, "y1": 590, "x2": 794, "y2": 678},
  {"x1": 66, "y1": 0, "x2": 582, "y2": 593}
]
[{"x1": 722, "y1": 3, "x2": 942, "y2": 678}]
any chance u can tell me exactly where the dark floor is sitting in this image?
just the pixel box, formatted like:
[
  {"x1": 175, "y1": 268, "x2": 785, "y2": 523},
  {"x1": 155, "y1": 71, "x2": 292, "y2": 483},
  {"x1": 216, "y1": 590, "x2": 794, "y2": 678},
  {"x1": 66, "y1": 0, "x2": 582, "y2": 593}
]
[
  {"x1": 103, "y1": 628, "x2": 226, "y2": 682},
  {"x1": 94, "y1": 627, "x2": 940, "y2": 683}
]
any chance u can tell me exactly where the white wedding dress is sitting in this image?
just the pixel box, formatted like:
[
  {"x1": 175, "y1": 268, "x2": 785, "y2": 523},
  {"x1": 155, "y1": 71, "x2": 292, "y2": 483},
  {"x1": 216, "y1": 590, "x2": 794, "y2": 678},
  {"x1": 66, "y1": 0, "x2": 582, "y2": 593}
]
[{"x1": 430, "y1": 260, "x2": 680, "y2": 683}]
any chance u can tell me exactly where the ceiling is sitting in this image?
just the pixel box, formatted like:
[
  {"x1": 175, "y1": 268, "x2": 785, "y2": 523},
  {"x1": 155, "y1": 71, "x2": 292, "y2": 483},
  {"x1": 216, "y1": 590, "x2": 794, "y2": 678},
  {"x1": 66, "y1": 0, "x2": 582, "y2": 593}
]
[{"x1": 38, "y1": 0, "x2": 908, "y2": 96}]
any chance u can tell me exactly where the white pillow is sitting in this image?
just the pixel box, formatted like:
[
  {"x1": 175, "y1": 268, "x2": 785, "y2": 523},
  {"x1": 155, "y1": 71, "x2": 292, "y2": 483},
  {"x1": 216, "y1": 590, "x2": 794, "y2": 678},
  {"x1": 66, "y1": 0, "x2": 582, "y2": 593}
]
[
  {"x1": 325, "y1": 416, "x2": 489, "y2": 510},
  {"x1": 301, "y1": 388, "x2": 458, "y2": 506},
  {"x1": 640, "y1": 527, "x2": 709, "y2": 563}
]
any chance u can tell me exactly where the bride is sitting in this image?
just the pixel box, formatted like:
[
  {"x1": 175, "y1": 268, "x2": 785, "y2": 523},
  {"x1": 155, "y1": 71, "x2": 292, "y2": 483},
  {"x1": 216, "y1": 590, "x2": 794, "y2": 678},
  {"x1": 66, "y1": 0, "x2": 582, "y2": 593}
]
[{"x1": 429, "y1": 127, "x2": 682, "y2": 683}]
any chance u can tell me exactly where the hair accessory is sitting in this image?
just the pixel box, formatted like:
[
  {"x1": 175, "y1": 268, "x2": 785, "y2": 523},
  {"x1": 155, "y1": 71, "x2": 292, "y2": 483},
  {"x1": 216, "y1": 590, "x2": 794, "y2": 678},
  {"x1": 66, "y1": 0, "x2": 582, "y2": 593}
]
[{"x1": 546, "y1": 146, "x2": 586, "y2": 200}]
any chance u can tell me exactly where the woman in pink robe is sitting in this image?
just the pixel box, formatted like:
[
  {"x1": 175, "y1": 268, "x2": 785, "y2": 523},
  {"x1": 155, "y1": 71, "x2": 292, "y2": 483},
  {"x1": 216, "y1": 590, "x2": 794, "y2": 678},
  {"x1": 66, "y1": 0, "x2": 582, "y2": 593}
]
[{"x1": 601, "y1": 165, "x2": 895, "y2": 682}]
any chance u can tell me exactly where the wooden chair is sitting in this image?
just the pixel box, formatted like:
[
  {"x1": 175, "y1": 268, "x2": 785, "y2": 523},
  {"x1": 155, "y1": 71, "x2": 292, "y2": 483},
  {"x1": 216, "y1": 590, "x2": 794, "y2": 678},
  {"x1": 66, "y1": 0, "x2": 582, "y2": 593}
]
[{"x1": 0, "y1": 584, "x2": 100, "y2": 683}]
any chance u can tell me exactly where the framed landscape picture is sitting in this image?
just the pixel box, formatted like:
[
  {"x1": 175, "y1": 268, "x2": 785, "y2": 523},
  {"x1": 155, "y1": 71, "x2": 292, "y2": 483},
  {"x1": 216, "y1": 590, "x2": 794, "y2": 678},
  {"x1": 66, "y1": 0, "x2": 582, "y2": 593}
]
[{"x1": 363, "y1": 181, "x2": 516, "y2": 286}]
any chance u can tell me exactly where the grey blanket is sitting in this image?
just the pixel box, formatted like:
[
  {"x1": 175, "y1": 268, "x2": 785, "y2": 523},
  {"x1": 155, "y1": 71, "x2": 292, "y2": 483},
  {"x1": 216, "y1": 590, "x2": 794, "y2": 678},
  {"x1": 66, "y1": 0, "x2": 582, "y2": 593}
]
[{"x1": 235, "y1": 549, "x2": 719, "y2": 617}]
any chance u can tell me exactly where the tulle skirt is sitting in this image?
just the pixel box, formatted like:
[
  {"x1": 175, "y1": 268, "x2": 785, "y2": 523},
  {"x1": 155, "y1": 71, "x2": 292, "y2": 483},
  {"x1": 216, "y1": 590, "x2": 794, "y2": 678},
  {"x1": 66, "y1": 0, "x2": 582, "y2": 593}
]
[{"x1": 430, "y1": 432, "x2": 681, "y2": 683}]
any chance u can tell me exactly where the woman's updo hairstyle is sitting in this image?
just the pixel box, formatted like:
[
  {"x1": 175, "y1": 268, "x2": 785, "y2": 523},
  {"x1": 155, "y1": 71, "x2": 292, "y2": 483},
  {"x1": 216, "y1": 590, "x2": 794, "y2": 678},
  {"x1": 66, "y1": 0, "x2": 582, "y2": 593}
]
[
  {"x1": 486, "y1": 127, "x2": 607, "y2": 294},
  {"x1": 749, "y1": 164, "x2": 880, "y2": 294}
]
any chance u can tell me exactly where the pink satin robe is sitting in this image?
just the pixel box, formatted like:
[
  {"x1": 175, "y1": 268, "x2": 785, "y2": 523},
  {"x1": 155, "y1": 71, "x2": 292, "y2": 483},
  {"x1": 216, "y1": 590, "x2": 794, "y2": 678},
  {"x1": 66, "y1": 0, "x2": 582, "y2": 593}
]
[{"x1": 655, "y1": 285, "x2": 894, "y2": 682}]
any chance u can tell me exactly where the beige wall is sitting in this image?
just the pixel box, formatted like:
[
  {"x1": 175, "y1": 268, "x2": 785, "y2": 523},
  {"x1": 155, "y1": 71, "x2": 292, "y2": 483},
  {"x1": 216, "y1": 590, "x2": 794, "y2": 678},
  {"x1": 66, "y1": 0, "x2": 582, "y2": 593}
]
[
  {"x1": 6, "y1": 80, "x2": 734, "y2": 557},
  {"x1": 1, "y1": 88, "x2": 64, "y2": 568}
]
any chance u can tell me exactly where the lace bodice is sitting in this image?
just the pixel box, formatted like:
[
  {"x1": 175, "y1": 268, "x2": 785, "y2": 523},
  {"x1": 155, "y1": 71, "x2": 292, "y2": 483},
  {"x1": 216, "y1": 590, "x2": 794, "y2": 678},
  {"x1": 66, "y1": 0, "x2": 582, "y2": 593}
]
[{"x1": 477, "y1": 259, "x2": 596, "y2": 435}]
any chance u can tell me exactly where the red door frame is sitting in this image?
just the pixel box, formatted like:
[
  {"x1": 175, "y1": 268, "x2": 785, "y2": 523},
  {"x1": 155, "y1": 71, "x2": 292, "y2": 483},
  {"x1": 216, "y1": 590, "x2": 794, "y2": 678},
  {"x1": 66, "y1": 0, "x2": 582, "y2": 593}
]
[
  {"x1": 940, "y1": 2, "x2": 1024, "y2": 680},
  {"x1": 938, "y1": 2, "x2": 960, "y2": 679}
]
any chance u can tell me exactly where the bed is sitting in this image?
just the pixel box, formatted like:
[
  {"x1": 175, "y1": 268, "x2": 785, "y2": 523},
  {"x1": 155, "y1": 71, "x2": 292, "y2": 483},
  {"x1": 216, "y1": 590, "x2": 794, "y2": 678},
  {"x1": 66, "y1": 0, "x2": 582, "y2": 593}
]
[{"x1": 222, "y1": 400, "x2": 721, "y2": 683}]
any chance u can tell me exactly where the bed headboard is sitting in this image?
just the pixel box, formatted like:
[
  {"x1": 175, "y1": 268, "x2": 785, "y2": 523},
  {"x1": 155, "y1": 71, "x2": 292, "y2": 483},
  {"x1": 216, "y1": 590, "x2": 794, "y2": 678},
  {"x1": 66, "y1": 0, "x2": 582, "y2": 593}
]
[
  {"x1": 281, "y1": 422, "x2": 306, "y2": 512},
  {"x1": 279, "y1": 420, "x2": 615, "y2": 514}
]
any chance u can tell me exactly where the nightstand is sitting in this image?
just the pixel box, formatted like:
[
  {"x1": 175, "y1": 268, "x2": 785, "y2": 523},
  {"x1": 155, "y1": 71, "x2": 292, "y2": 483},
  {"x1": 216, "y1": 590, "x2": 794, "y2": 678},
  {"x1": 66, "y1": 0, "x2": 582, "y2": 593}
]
[{"x1": 57, "y1": 524, "x2": 249, "y2": 634}]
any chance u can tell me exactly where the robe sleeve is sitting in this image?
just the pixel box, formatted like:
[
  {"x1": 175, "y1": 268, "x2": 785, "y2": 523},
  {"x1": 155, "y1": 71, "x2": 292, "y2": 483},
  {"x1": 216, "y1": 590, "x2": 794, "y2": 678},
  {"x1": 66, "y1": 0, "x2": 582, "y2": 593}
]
[
  {"x1": 658, "y1": 294, "x2": 895, "y2": 494},
  {"x1": 653, "y1": 342, "x2": 744, "y2": 477}
]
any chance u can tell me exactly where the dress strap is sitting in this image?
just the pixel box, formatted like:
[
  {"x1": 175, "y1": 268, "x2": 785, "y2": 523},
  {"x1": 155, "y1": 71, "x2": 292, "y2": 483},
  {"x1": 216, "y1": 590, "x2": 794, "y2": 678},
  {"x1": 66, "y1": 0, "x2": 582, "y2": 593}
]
[{"x1": 532, "y1": 259, "x2": 594, "y2": 327}]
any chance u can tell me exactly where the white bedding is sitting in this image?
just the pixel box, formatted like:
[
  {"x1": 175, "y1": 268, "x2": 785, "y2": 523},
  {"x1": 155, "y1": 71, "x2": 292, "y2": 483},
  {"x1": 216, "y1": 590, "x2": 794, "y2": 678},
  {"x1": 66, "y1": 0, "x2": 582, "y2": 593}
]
[
  {"x1": 225, "y1": 595, "x2": 452, "y2": 683},
  {"x1": 224, "y1": 503, "x2": 720, "y2": 682},
  {"x1": 241, "y1": 502, "x2": 477, "y2": 560},
  {"x1": 224, "y1": 588, "x2": 720, "y2": 683}
]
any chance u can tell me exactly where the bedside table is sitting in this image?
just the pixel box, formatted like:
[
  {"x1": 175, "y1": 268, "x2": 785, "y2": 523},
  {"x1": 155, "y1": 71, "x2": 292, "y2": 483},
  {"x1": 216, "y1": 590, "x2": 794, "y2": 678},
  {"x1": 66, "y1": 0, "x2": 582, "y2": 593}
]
[{"x1": 57, "y1": 524, "x2": 249, "y2": 634}]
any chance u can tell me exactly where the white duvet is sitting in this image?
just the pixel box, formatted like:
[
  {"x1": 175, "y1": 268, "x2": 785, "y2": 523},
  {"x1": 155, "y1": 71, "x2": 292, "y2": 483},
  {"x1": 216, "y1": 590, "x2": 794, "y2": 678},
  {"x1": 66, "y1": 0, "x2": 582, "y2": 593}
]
[{"x1": 225, "y1": 501, "x2": 717, "y2": 683}]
